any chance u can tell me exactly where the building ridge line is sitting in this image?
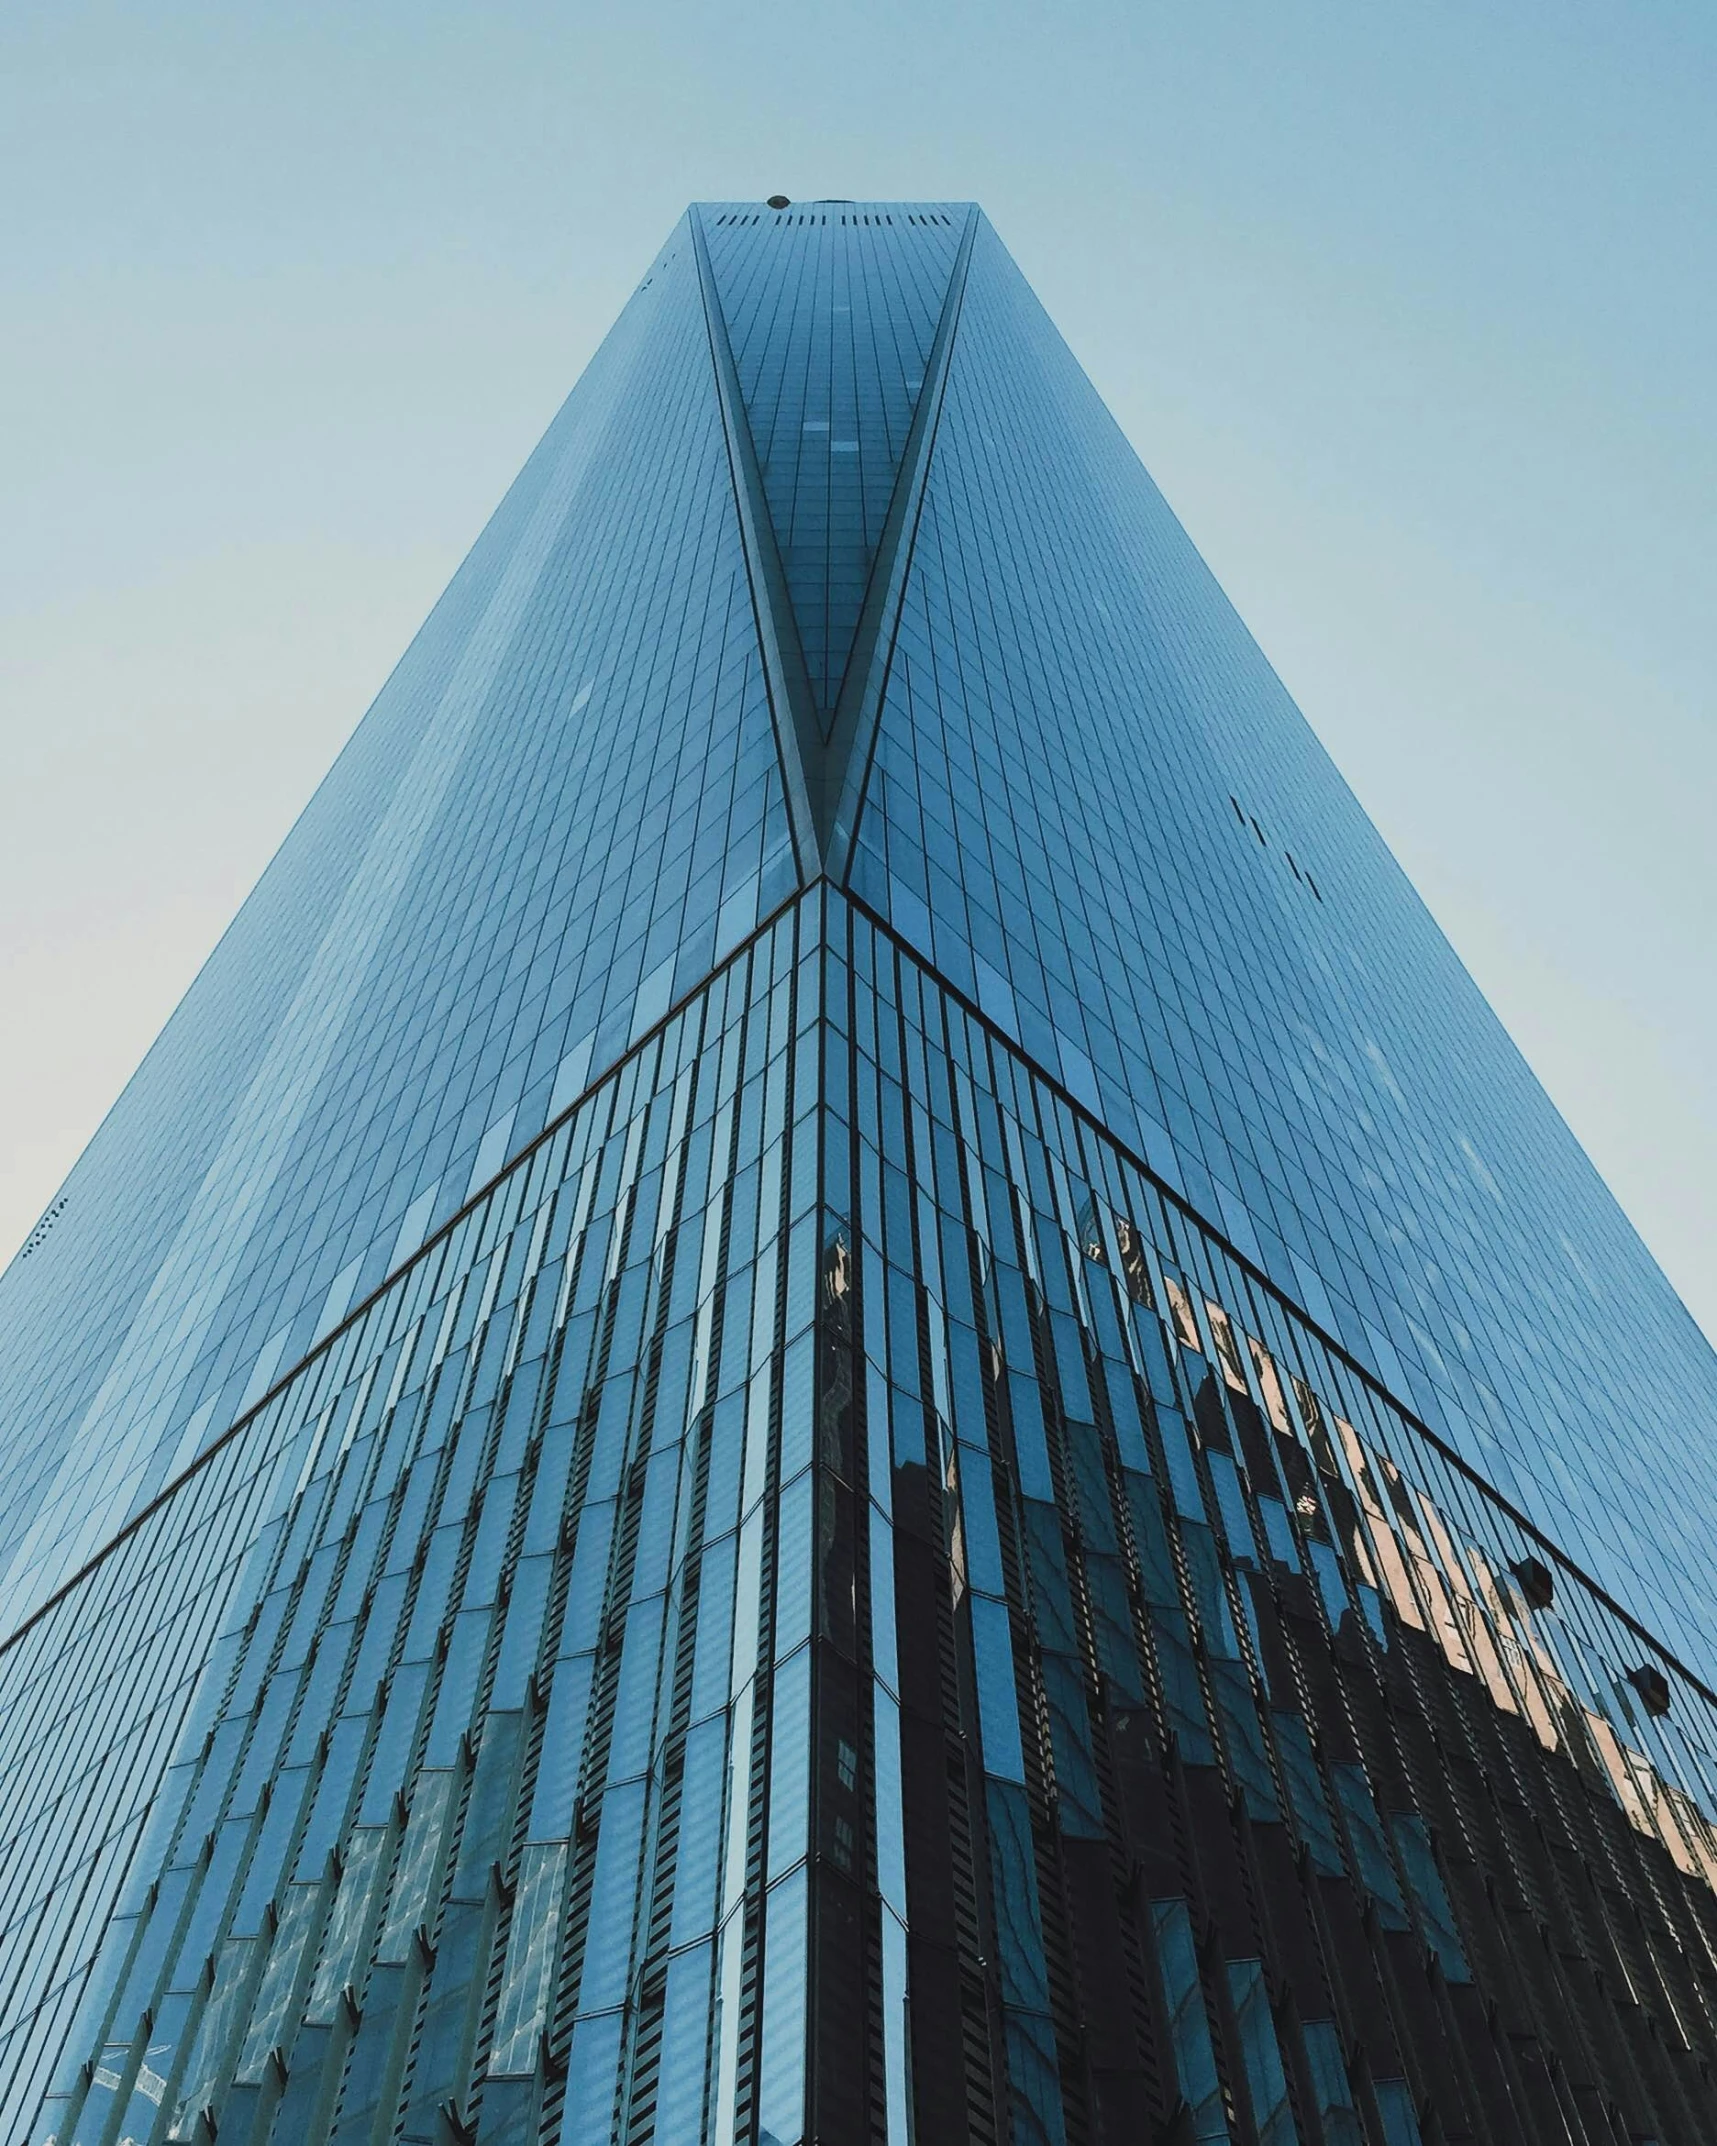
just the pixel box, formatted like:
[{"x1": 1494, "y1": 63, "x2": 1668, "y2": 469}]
[
  {"x1": 0, "y1": 882, "x2": 815, "y2": 1665},
  {"x1": 687, "y1": 204, "x2": 822, "y2": 878},
  {"x1": 8, "y1": 872, "x2": 1709, "y2": 1707},
  {"x1": 840, "y1": 883, "x2": 1717, "y2": 1706},
  {"x1": 823, "y1": 204, "x2": 980, "y2": 875}
]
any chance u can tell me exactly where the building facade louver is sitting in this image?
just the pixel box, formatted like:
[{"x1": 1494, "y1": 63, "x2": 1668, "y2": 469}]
[{"x1": 3, "y1": 202, "x2": 1716, "y2": 2143}]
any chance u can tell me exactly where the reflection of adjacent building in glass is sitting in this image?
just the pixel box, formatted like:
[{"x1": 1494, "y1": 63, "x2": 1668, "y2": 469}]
[{"x1": 5, "y1": 203, "x2": 1717, "y2": 2144}]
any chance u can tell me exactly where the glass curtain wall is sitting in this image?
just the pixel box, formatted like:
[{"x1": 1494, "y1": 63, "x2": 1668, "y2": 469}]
[{"x1": 11, "y1": 891, "x2": 1717, "y2": 2145}]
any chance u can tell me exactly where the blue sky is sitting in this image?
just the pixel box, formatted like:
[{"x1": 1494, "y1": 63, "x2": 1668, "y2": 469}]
[{"x1": 2, "y1": 0, "x2": 1713, "y2": 1334}]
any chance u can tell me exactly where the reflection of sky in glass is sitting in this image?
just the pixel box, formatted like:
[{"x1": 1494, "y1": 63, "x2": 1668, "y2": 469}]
[
  {"x1": 3, "y1": 194, "x2": 1714, "y2": 1723},
  {"x1": 10, "y1": 868, "x2": 1717, "y2": 2145},
  {"x1": 848, "y1": 213, "x2": 1717, "y2": 1662},
  {"x1": 1, "y1": 188, "x2": 1713, "y2": 2146},
  {"x1": 0, "y1": 214, "x2": 794, "y2": 1630}
]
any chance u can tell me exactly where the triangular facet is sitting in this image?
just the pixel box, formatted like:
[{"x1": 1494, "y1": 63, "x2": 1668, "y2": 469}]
[
  {"x1": 699, "y1": 206, "x2": 965, "y2": 731},
  {"x1": 21, "y1": 202, "x2": 1717, "y2": 2146}
]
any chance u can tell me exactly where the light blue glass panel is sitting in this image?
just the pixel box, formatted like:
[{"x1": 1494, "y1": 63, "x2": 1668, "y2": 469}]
[
  {"x1": 767, "y1": 1646, "x2": 812, "y2": 1882},
  {"x1": 489, "y1": 1841, "x2": 568, "y2": 2076},
  {"x1": 1226, "y1": 1957, "x2": 1300, "y2": 2146},
  {"x1": 970, "y1": 1593, "x2": 1025, "y2": 1783},
  {"x1": 756, "y1": 1868, "x2": 808, "y2": 2146},
  {"x1": 880, "y1": 1907, "x2": 910, "y2": 2145},
  {"x1": 1149, "y1": 1896, "x2": 1227, "y2": 2145},
  {"x1": 655, "y1": 1940, "x2": 715, "y2": 2143},
  {"x1": 1301, "y1": 2019, "x2": 1364, "y2": 2146},
  {"x1": 557, "y1": 2011, "x2": 624, "y2": 2146}
]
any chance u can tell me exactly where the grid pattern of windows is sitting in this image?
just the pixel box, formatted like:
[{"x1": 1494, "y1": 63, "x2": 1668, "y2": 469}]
[
  {"x1": 9, "y1": 895, "x2": 1717, "y2": 2144},
  {"x1": 0, "y1": 215, "x2": 794, "y2": 1639},
  {"x1": 702, "y1": 206, "x2": 962, "y2": 723},
  {"x1": 847, "y1": 214, "x2": 1717, "y2": 1674},
  {"x1": 8, "y1": 909, "x2": 821, "y2": 2142},
  {"x1": 5, "y1": 200, "x2": 1717, "y2": 2144}
]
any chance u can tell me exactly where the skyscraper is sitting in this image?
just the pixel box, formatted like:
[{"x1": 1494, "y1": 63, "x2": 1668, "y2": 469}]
[{"x1": 4, "y1": 197, "x2": 1715, "y2": 2141}]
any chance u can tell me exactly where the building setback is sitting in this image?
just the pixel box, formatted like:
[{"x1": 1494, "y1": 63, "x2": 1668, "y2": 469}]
[{"x1": 4, "y1": 202, "x2": 1717, "y2": 2144}]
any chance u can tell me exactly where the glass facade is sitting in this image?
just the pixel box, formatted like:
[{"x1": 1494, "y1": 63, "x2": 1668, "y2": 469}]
[{"x1": 3, "y1": 203, "x2": 1716, "y2": 2143}]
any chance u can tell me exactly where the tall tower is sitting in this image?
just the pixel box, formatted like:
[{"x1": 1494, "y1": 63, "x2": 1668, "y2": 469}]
[{"x1": 5, "y1": 203, "x2": 1716, "y2": 2145}]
